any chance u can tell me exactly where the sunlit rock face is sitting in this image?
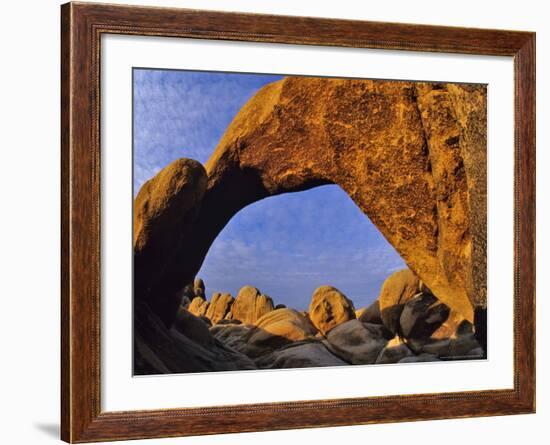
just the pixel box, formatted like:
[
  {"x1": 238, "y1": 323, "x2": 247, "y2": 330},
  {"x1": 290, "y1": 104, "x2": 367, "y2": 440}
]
[
  {"x1": 134, "y1": 76, "x2": 486, "y2": 328},
  {"x1": 205, "y1": 77, "x2": 485, "y2": 322},
  {"x1": 133, "y1": 158, "x2": 207, "y2": 326},
  {"x1": 308, "y1": 286, "x2": 356, "y2": 336},
  {"x1": 229, "y1": 285, "x2": 275, "y2": 325}
]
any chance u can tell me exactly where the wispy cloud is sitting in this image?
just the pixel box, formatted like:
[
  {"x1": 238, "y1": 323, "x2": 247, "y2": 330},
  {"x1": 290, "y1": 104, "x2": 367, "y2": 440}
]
[
  {"x1": 134, "y1": 69, "x2": 406, "y2": 310},
  {"x1": 133, "y1": 69, "x2": 282, "y2": 192},
  {"x1": 199, "y1": 185, "x2": 405, "y2": 310}
]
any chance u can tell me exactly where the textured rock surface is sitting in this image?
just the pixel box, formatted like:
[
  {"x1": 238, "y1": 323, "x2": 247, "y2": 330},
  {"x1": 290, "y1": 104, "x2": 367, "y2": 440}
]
[
  {"x1": 324, "y1": 320, "x2": 389, "y2": 364},
  {"x1": 431, "y1": 310, "x2": 471, "y2": 339},
  {"x1": 134, "y1": 78, "x2": 486, "y2": 326},
  {"x1": 133, "y1": 159, "x2": 207, "y2": 325},
  {"x1": 187, "y1": 296, "x2": 209, "y2": 318},
  {"x1": 378, "y1": 269, "x2": 422, "y2": 334},
  {"x1": 399, "y1": 293, "x2": 450, "y2": 339},
  {"x1": 445, "y1": 84, "x2": 487, "y2": 310},
  {"x1": 248, "y1": 308, "x2": 317, "y2": 346},
  {"x1": 205, "y1": 292, "x2": 234, "y2": 324},
  {"x1": 309, "y1": 286, "x2": 356, "y2": 335},
  {"x1": 254, "y1": 341, "x2": 348, "y2": 369},
  {"x1": 230, "y1": 286, "x2": 274, "y2": 325},
  {"x1": 399, "y1": 353, "x2": 440, "y2": 363},
  {"x1": 134, "y1": 303, "x2": 256, "y2": 374},
  {"x1": 202, "y1": 78, "x2": 485, "y2": 321},
  {"x1": 173, "y1": 307, "x2": 214, "y2": 348},
  {"x1": 234, "y1": 308, "x2": 318, "y2": 358},
  {"x1": 193, "y1": 278, "x2": 206, "y2": 299},
  {"x1": 446, "y1": 334, "x2": 482, "y2": 359},
  {"x1": 376, "y1": 342, "x2": 415, "y2": 364},
  {"x1": 356, "y1": 300, "x2": 383, "y2": 325},
  {"x1": 177, "y1": 283, "x2": 195, "y2": 308},
  {"x1": 419, "y1": 338, "x2": 452, "y2": 356},
  {"x1": 419, "y1": 333, "x2": 481, "y2": 359},
  {"x1": 210, "y1": 324, "x2": 252, "y2": 353}
]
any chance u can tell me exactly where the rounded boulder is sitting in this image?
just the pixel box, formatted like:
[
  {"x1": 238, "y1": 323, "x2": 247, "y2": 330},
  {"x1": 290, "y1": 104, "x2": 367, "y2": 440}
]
[
  {"x1": 309, "y1": 285, "x2": 356, "y2": 335},
  {"x1": 231, "y1": 285, "x2": 274, "y2": 325}
]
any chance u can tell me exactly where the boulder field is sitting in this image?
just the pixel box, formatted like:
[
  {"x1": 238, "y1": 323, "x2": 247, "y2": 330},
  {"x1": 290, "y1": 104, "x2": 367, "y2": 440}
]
[{"x1": 134, "y1": 273, "x2": 484, "y2": 375}]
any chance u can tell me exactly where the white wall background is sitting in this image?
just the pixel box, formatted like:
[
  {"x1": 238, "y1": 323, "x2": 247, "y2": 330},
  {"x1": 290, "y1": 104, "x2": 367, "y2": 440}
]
[{"x1": 0, "y1": 0, "x2": 546, "y2": 444}]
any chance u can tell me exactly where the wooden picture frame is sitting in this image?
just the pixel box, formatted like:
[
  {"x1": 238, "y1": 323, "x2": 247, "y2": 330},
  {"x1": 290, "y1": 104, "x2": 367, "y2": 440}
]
[{"x1": 61, "y1": 1, "x2": 535, "y2": 442}]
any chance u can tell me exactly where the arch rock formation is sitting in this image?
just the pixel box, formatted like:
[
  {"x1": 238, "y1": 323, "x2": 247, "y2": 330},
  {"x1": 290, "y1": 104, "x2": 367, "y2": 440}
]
[{"x1": 134, "y1": 77, "x2": 487, "y2": 328}]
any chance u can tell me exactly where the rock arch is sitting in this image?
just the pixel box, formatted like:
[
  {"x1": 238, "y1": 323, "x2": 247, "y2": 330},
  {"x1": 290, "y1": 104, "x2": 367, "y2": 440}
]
[{"x1": 134, "y1": 77, "x2": 486, "y2": 327}]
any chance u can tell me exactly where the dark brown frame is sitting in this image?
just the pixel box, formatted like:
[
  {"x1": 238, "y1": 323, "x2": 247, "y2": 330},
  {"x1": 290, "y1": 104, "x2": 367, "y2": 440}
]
[{"x1": 61, "y1": 1, "x2": 536, "y2": 442}]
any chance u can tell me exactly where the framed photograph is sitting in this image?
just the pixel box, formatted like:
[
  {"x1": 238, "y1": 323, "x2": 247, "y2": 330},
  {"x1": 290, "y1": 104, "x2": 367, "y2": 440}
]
[{"x1": 61, "y1": 2, "x2": 535, "y2": 442}]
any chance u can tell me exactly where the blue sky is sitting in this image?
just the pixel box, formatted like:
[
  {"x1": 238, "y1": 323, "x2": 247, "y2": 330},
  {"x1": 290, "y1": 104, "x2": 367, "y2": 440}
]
[{"x1": 134, "y1": 68, "x2": 405, "y2": 310}]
